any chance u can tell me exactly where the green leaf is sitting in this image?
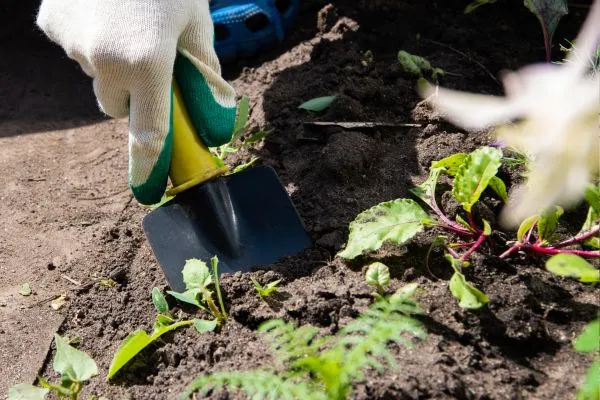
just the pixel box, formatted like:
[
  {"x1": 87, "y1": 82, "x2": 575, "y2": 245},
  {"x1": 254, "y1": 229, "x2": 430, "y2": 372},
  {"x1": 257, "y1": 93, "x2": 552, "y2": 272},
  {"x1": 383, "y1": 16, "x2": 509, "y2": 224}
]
[
  {"x1": 523, "y1": 0, "x2": 568, "y2": 49},
  {"x1": 584, "y1": 184, "x2": 600, "y2": 212},
  {"x1": 37, "y1": 376, "x2": 75, "y2": 398},
  {"x1": 410, "y1": 167, "x2": 444, "y2": 209},
  {"x1": 232, "y1": 96, "x2": 250, "y2": 139},
  {"x1": 20, "y1": 283, "x2": 31, "y2": 296},
  {"x1": 455, "y1": 215, "x2": 472, "y2": 231},
  {"x1": 431, "y1": 153, "x2": 467, "y2": 176},
  {"x1": 251, "y1": 277, "x2": 280, "y2": 298},
  {"x1": 153, "y1": 314, "x2": 176, "y2": 330},
  {"x1": 488, "y1": 176, "x2": 508, "y2": 202},
  {"x1": 537, "y1": 206, "x2": 564, "y2": 244},
  {"x1": 517, "y1": 214, "x2": 539, "y2": 241},
  {"x1": 151, "y1": 287, "x2": 169, "y2": 314},
  {"x1": 193, "y1": 319, "x2": 218, "y2": 334},
  {"x1": 545, "y1": 254, "x2": 600, "y2": 283},
  {"x1": 53, "y1": 334, "x2": 98, "y2": 383},
  {"x1": 107, "y1": 320, "x2": 193, "y2": 379},
  {"x1": 465, "y1": 0, "x2": 497, "y2": 13},
  {"x1": 398, "y1": 50, "x2": 444, "y2": 80},
  {"x1": 365, "y1": 262, "x2": 390, "y2": 289},
  {"x1": 8, "y1": 384, "x2": 49, "y2": 400},
  {"x1": 449, "y1": 271, "x2": 489, "y2": 310},
  {"x1": 482, "y1": 219, "x2": 492, "y2": 236},
  {"x1": 577, "y1": 359, "x2": 600, "y2": 400},
  {"x1": 298, "y1": 96, "x2": 336, "y2": 112},
  {"x1": 579, "y1": 207, "x2": 600, "y2": 249},
  {"x1": 452, "y1": 147, "x2": 503, "y2": 213},
  {"x1": 574, "y1": 319, "x2": 600, "y2": 353},
  {"x1": 167, "y1": 289, "x2": 206, "y2": 309},
  {"x1": 338, "y1": 199, "x2": 429, "y2": 259},
  {"x1": 182, "y1": 259, "x2": 212, "y2": 290}
]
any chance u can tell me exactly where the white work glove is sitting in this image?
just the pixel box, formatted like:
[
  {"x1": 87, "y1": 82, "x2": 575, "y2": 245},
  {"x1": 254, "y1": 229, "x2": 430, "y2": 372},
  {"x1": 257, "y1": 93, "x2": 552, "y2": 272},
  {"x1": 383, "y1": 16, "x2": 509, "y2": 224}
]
[{"x1": 37, "y1": 0, "x2": 237, "y2": 205}]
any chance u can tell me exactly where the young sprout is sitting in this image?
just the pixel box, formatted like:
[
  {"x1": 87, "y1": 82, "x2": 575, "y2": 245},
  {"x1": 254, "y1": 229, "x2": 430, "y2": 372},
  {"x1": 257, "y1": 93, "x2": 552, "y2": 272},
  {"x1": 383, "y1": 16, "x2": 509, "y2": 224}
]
[
  {"x1": 365, "y1": 262, "x2": 390, "y2": 300},
  {"x1": 250, "y1": 277, "x2": 281, "y2": 299}
]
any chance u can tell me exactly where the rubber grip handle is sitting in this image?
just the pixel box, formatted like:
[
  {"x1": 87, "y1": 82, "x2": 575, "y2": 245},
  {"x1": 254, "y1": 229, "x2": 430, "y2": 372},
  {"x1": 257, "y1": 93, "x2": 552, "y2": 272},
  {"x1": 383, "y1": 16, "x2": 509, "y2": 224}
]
[{"x1": 167, "y1": 81, "x2": 228, "y2": 196}]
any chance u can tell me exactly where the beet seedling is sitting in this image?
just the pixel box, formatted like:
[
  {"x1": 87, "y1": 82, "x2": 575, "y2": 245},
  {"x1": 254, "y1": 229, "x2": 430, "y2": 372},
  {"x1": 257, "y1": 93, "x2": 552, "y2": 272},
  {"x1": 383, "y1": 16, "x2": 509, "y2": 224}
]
[
  {"x1": 251, "y1": 276, "x2": 281, "y2": 299},
  {"x1": 9, "y1": 334, "x2": 98, "y2": 400},
  {"x1": 339, "y1": 146, "x2": 599, "y2": 310},
  {"x1": 179, "y1": 284, "x2": 425, "y2": 400}
]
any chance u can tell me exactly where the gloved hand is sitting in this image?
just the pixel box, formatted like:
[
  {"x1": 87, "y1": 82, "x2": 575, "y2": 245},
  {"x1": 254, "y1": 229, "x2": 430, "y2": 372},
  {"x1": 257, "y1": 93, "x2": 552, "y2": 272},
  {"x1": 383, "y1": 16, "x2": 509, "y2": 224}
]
[{"x1": 37, "y1": 0, "x2": 237, "y2": 205}]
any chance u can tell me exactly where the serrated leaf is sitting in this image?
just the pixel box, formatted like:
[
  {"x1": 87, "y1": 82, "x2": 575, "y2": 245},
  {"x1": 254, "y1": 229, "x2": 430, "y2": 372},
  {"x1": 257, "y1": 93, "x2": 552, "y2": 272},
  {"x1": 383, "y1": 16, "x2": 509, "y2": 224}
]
[
  {"x1": 107, "y1": 320, "x2": 193, "y2": 379},
  {"x1": 464, "y1": 0, "x2": 497, "y2": 13},
  {"x1": 517, "y1": 214, "x2": 539, "y2": 241},
  {"x1": 431, "y1": 153, "x2": 467, "y2": 176},
  {"x1": 365, "y1": 262, "x2": 390, "y2": 288},
  {"x1": 298, "y1": 95, "x2": 336, "y2": 112},
  {"x1": 182, "y1": 259, "x2": 212, "y2": 290},
  {"x1": 338, "y1": 199, "x2": 429, "y2": 259},
  {"x1": 489, "y1": 176, "x2": 508, "y2": 202},
  {"x1": 449, "y1": 271, "x2": 489, "y2": 309},
  {"x1": 53, "y1": 334, "x2": 98, "y2": 383},
  {"x1": 537, "y1": 206, "x2": 563, "y2": 244},
  {"x1": 523, "y1": 0, "x2": 568, "y2": 49},
  {"x1": 574, "y1": 319, "x2": 600, "y2": 353},
  {"x1": 151, "y1": 287, "x2": 169, "y2": 314},
  {"x1": 410, "y1": 167, "x2": 445, "y2": 209},
  {"x1": 8, "y1": 384, "x2": 49, "y2": 400},
  {"x1": 193, "y1": 319, "x2": 218, "y2": 333},
  {"x1": 546, "y1": 254, "x2": 600, "y2": 283},
  {"x1": 577, "y1": 359, "x2": 600, "y2": 400},
  {"x1": 453, "y1": 147, "x2": 503, "y2": 213}
]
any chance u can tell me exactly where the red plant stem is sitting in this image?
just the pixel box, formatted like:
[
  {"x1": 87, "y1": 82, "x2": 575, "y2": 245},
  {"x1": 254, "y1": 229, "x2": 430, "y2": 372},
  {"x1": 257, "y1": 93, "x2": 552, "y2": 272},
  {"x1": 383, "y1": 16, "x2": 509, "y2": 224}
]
[
  {"x1": 460, "y1": 233, "x2": 487, "y2": 262},
  {"x1": 528, "y1": 245, "x2": 600, "y2": 257},
  {"x1": 446, "y1": 246, "x2": 460, "y2": 259},
  {"x1": 541, "y1": 24, "x2": 551, "y2": 63},
  {"x1": 500, "y1": 243, "x2": 600, "y2": 259},
  {"x1": 553, "y1": 225, "x2": 600, "y2": 249},
  {"x1": 429, "y1": 196, "x2": 474, "y2": 236}
]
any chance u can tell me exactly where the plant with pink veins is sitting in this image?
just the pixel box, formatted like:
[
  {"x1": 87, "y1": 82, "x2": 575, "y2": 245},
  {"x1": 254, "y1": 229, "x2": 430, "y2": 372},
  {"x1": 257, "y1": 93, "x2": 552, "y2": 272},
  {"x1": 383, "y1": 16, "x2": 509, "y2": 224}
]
[{"x1": 421, "y1": 0, "x2": 600, "y2": 227}]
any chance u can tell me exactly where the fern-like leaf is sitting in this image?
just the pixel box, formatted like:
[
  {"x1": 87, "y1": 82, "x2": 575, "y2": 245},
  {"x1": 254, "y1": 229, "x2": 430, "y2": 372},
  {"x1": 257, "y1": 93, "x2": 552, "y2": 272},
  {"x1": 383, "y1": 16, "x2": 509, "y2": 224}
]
[{"x1": 178, "y1": 370, "x2": 326, "y2": 400}]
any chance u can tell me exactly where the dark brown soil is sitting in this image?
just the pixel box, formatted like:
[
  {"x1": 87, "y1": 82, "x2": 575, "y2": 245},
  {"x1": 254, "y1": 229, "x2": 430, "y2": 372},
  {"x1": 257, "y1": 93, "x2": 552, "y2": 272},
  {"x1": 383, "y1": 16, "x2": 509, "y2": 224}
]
[{"x1": 3, "y1": 1, "x2": 598, "y2": 400}]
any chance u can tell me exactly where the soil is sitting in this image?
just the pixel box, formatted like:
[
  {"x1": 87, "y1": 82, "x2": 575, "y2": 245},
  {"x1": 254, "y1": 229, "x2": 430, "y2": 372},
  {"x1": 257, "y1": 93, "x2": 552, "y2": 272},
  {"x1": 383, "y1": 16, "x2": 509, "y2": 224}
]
[{"x1": 2, "y1": 1, "x2": 598, "y2": 400}]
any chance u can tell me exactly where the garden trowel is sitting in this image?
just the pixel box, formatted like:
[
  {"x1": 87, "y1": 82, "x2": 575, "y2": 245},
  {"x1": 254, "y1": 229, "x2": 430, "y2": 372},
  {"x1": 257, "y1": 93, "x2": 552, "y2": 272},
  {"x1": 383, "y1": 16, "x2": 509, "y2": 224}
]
[{"x1": 143, "y1": 82, "x2": 312, "y2": 292}]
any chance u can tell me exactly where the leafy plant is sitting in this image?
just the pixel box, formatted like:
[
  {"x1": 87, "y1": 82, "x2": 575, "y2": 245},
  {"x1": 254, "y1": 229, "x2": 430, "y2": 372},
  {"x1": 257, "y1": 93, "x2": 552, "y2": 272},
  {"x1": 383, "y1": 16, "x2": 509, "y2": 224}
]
[
  {"x1": 107, "y1": 283, "x2": 219, "y2": 380},
  {"x1": 179, "y1": 284, "x2": 426, "y2": 400},
  {"x1": 573, "y1": 317, "x2": 600, "y2": 400},
  {"x1": 365, "y1": 262, "x2": 391, "y2": 300},
  {"x1": 298, "y1": 95, "x2": 337, "y2": 112},
  {"x1": 397, "y1": 50, "x2": 445, "y2": 81},
  {"x1": 251, "y1": 276, "x2": 281, "y2": 299},
  {"x1": 167, "y1": 257, "x2": 228, "y2": 326},
  {"x1": 464, "y1": 0, "x2": 568, "y2": 62},
  {"x1": 9, "y1": 334, "x2": 98, "y2": 399},
  {"x1": 339, "y1": 146, "x2": 599, "y2": 310}
]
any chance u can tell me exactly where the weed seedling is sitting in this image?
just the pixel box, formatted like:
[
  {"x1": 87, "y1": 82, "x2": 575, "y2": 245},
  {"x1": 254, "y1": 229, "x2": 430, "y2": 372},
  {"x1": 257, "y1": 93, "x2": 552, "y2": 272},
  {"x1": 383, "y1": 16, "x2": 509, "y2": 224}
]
[
  {"x1": 573, "y1": 316, "x2": 600, "y2": 400},
  {"x1": 179, "y1": 284, "x2": 426, "y2": 400},
  {"x1": 251, "y1": 276, "x2": 281, "y2": 299},
  {"x1": 9, "y1": 334, "x2": 98, "y2": 400},
  {"x1": 107, "y1": 281, "x2": 222, "y2": 380},
  {"x1": 398, "y1": 50, "x2": 444, "y2": 81},
  {"x1": 167, "y1": 257, "x2": 228, "y2": 327}
]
